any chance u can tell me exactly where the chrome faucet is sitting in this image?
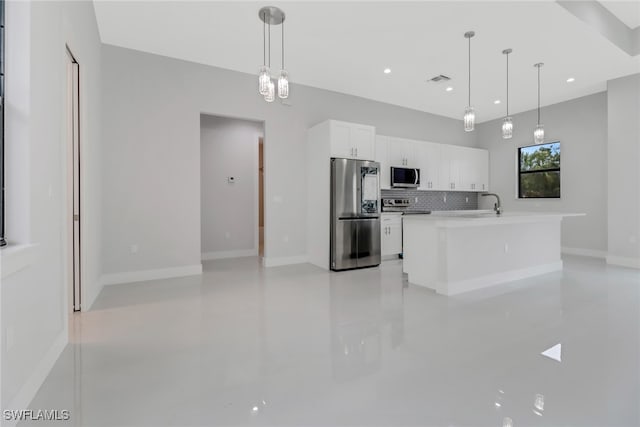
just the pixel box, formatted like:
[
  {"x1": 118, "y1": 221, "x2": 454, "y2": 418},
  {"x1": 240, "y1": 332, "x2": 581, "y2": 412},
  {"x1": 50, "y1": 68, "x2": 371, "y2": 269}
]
[{"x1": 481, "y1": 193, "x2": 502, "y2": 215}]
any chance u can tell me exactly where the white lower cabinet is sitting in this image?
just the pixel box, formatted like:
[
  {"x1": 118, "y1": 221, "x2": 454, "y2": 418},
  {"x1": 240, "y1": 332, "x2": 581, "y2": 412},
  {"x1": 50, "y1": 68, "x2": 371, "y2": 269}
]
[{"x1": 381, "y1": 213, "x2": 403, "y2": 256}]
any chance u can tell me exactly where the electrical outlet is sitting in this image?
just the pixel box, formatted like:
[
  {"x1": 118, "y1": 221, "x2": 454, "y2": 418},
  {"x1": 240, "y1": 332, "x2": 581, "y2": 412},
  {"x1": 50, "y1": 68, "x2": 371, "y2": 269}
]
[
  {"x1": 283, "y1": 235, "x2": 289, "y2": 243},
  {"x1": 443, "y1": 194, "x2": 447, "y2": 203},
  {"x1": 130, "y1": 244, "x2": 138, "y2": 254},
  {"x1": 504, "y1": 243, "x2": 509, "y2": 253},
  {"x1": 465, "y1": 197, "x2": 469, "y2": 203},
  {"x1": 225, "y1": 232, "x2": 231, "y2": 239},
  {"x1": 414, "y1": 197, "x2": 418, "y2": 203}
]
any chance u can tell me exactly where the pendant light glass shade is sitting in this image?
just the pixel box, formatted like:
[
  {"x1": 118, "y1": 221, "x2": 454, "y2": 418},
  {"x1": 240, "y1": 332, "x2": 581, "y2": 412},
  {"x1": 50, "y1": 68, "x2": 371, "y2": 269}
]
[
  {"x1": 278, "y1": 70, "x2": 289, "y2": 99},
  {"x1": 463, "y1": 31, "x2": 475, "y2": 132},
  {"x1": 258, "y1": 66, "x2": 271, "y2": 95},
  {"x1": 502, "y1": 117, "x2": 513, "y2": 139},
  {"x1": 464, "y1": 106, "x2": 475, "y2": 132},
  {"x1": 264, "y1": 79, "x2": 275, "y2": 103},
  {"x1": 534, "y1": 124, "x2": 545, "y2": 144}
]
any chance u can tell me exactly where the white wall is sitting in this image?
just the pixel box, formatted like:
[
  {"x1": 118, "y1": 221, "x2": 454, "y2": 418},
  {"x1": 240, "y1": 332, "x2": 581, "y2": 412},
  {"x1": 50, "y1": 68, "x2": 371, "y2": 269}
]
[
  {"x1": 476, "y1": 92, "x2": 608, "y2": 256},
  {"x1": 607, "y1": 74, "x2": 640, "y2": 268},
  {"x1": 101, "y1": 44, "x2": 475, "y2": 274},
  {"x1": 200, "y1": 115, "x2": 262, "y2": 259},
  {"x1": 1, "y1": 0, "x2": 102, "y2": 413}
]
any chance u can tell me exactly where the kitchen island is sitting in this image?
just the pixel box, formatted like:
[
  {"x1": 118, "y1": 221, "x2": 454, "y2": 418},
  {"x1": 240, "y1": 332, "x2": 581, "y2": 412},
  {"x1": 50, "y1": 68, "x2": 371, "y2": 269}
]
[{"x1": 402, "y1": 211, "x2": 584, "y2": 296}]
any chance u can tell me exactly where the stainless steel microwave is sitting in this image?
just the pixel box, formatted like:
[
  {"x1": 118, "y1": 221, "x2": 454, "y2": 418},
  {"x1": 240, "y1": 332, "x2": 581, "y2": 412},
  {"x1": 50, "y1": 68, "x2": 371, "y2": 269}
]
[{"x1": 391, "y1": 167, "x2": 420, "y2": 188}]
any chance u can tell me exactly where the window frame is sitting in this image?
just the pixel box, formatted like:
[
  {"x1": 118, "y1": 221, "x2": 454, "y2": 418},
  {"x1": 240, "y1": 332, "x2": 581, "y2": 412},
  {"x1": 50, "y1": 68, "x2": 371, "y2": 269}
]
[{"x1": 517, "y1": 141, "x2": 561, "y2": 199}]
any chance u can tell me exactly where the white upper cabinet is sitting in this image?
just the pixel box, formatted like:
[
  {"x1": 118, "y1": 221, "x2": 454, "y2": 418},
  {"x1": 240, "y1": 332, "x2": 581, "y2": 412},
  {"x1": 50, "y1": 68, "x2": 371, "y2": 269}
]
[
  {"x1": 463, "y1": 149, "x2": 489, "y2": 192},
  {"x1": 387, "y1": 137, "x2": 418, "y2": 168},
  {"x1": 329, "y1": 120, "x2": 376, "y2": 160},
  {"x1": 338, "y1": 129, "x2": 489, "y2": 193},
  {"x1": 417, "y1": 142, "x2": 441, "y2": 191},
  {"x1": 375, "y1": 136, "x2": 391, "y2": 189},
  {"x1": 439, "y1": 145, "x2": 489, "y2": 192}
]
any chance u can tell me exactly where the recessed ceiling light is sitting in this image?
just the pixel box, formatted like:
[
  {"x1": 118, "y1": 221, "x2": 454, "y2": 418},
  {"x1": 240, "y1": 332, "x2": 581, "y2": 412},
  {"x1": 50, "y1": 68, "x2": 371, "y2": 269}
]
[
  {"x1": 383, "y1": 68, "x2": 391, "y2": 74},
  {"x1": 566, "y1": 77, "x2": 575, "y2": 83},
  {"x1": 446, "y1": 87, "x2": 453, "y2": 92},
  {"x1": 494, "y1": 100, "x2": 501, "y2": 104}
]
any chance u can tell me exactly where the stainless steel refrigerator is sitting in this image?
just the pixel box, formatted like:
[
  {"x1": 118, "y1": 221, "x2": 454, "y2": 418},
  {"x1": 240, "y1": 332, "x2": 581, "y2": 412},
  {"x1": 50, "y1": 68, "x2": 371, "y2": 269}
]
[{"x1": 330, "y1": 158, "x2": 381, "y2": 271}]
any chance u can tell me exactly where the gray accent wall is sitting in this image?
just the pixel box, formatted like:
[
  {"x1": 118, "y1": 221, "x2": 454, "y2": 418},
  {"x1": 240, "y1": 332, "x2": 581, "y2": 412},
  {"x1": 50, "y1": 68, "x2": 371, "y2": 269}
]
[
  {"x1": 101, "y1": 44, "x2": 475, "y2": 273},
  {"x1": 476, "y1": 92, "x2": 608, "y2": 255},
  {"x1": 607, "y1": 74, "x2": 640, "y2": 266}
]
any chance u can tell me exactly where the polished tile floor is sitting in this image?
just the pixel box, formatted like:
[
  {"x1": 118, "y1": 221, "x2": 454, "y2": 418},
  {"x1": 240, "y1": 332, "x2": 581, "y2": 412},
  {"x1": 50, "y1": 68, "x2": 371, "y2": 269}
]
[{"x1": 26, "y1": 256, "x2": 639, "y2": 426}]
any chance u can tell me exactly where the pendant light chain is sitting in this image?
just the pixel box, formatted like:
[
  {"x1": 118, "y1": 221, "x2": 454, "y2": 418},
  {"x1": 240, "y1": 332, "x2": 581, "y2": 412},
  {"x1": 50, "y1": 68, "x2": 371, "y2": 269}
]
[
  {"x1": 263, "y1": 12, "x2": 266, "y2": 66},
  {"x1": 268, "y1": 20, "x2": 271, "y2": 68},
  {"x1": 506, "y1": 52, "x2": 509, "y2": 116},
  {"x1": 281, "y1": 18, "x2": 285, "y2": 69},
  {"x1": 468, "y1": 35, "x2": 471, "y2": 106},
  {"x1": 537, "y1": 65, "x2": 541, "y2": 125}
]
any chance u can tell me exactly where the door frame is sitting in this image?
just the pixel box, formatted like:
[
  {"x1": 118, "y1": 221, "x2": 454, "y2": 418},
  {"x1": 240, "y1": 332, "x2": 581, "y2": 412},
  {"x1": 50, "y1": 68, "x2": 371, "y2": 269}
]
[
  {"x1": 198, "y1": 112, "x2": 266, "y2": 261},
  {"x1": 65, "y1": 46, "x2": 81, "y2": 312}
]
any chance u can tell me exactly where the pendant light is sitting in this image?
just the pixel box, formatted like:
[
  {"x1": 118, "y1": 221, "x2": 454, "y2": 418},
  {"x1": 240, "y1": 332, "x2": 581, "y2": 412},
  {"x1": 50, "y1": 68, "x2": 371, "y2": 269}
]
[
  {"x1": 258, "y1": 7, "x2": 288, "y2": 103},
  {"x1": 463, "y1": 31, "x2": 475, "y2": 132},
  {"x1": 277, "y1": 16, "x2": 289, "y2": 99},
  {"x1": 501, "y1": 49, "x2": 513, "y2": 139},
  {"x1": 258, "y1": 10, "x2": 270, "y2": 96},
  {"x1": 264, "y1": 19, "x2": 275, "y2": 103},
  {"x1": 534, "y1": 62, "x2": 545, "y2": 143}
]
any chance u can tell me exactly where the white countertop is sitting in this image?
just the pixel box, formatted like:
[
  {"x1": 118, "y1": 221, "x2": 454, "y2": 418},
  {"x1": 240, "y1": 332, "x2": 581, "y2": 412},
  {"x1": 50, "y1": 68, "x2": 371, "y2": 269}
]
[{"x1": 403, "y1": 211, "x2": 585, "y2": 228}]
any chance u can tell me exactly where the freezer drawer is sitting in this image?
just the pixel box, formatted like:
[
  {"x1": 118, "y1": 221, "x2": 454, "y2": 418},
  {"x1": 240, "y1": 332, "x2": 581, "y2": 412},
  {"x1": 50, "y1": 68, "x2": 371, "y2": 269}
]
[{"x1": 331, "y1": 217, "x2": 381, "y2": 271}]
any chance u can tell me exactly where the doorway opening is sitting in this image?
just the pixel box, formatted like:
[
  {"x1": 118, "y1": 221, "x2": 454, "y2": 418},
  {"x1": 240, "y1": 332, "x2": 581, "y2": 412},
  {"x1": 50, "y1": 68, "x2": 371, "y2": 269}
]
[
  {"x1": 200, "y1": 114, "x2": 265, "y2": 262},
  {"x1": 66, "y1": 47, "x2": 81, "y2": 312}
]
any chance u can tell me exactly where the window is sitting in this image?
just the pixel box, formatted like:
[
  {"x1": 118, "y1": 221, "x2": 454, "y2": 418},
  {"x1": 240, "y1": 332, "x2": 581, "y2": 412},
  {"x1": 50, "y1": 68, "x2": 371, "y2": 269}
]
[
  {"x1": 0, "y1": 0, "x2": 5, "y2": 246},
  {"x1": 518, "y1": 141, "x2": 560, "y2": 199}
]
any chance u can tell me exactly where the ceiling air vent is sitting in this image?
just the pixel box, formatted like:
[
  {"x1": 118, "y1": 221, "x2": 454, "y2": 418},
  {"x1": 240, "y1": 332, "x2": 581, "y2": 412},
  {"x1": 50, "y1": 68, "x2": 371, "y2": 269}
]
[{"x1": 428, "y1": 74, "x2": 451, "y2": 83}]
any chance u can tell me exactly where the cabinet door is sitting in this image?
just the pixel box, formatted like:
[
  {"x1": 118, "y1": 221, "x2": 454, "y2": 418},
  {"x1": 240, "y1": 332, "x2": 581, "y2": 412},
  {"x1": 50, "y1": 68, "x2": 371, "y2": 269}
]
[
  {"x1": 329, "y1": 121, "x2": 355, "y2": 159},
  {"x1": 418, "y1": 142, "x2": 440, "y2": 190},
  {"x1": 352, "y1": 124, "x2": 376, "y2": 160},
  {"x1": 387, "y1": 222, "x2": 403, "y2": 255},
  {"x1": 459, "y1": 147, "x2": 476, "y2": 191},
  {"x1": 376, "y1": 136, "x2": 391, "y2": 190},
  {"x1": 438, "y1": 145, "x2": 456, "y2": 191},
  {"x1": 381, "y1": 216, "x2": 402, "y2": 256},
  {"x1": 476, "y1": 149, "x2": 489, "y2": 192},
  {"x1": 387, "y1": 138, "x2": 415, "y2": 167}
]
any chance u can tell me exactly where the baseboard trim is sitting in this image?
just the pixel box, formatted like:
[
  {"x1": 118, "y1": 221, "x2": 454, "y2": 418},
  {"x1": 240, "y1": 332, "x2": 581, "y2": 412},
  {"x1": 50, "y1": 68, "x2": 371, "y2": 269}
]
[
  {"x1": 436, "y1": 261, "x2": 563, "y2": 296},
  {"x1": 262, "y1": 255, "x2": 308, "y2": 267},
  {"x1": 6, "y1": 331, "x2": 67, "y2": 424},
  {"x1": 100, "y1": 264, "x2": 203, "y2": 286},
  {"x1": 201, "y1": 249, "x2": 257, "y2": 261},
  {"x1": 82, "y1": 276, "x2": 104, "y2": 312},
  {"x1": 561, "y1": 246, "x2": 607, "y2": 259},
  {"x1": 606, "y1": 255, "x2": 640, "y2": 269}
]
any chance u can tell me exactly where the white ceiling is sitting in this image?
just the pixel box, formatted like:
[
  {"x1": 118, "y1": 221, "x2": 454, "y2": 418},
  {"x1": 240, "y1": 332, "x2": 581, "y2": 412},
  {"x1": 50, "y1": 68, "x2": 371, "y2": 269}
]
[
  {"x1": 600, "y1": 0, "x2": 640, "y2": 29},
  {"x1": 93, "y1": 1, "x2": 640, "y2": 123}
]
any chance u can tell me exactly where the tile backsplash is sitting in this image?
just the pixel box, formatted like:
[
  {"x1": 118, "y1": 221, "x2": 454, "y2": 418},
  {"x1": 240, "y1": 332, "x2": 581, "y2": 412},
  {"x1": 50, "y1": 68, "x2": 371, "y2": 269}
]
[{"x1": 381, "y1": 189, "x2": 478, "y2": 212}]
